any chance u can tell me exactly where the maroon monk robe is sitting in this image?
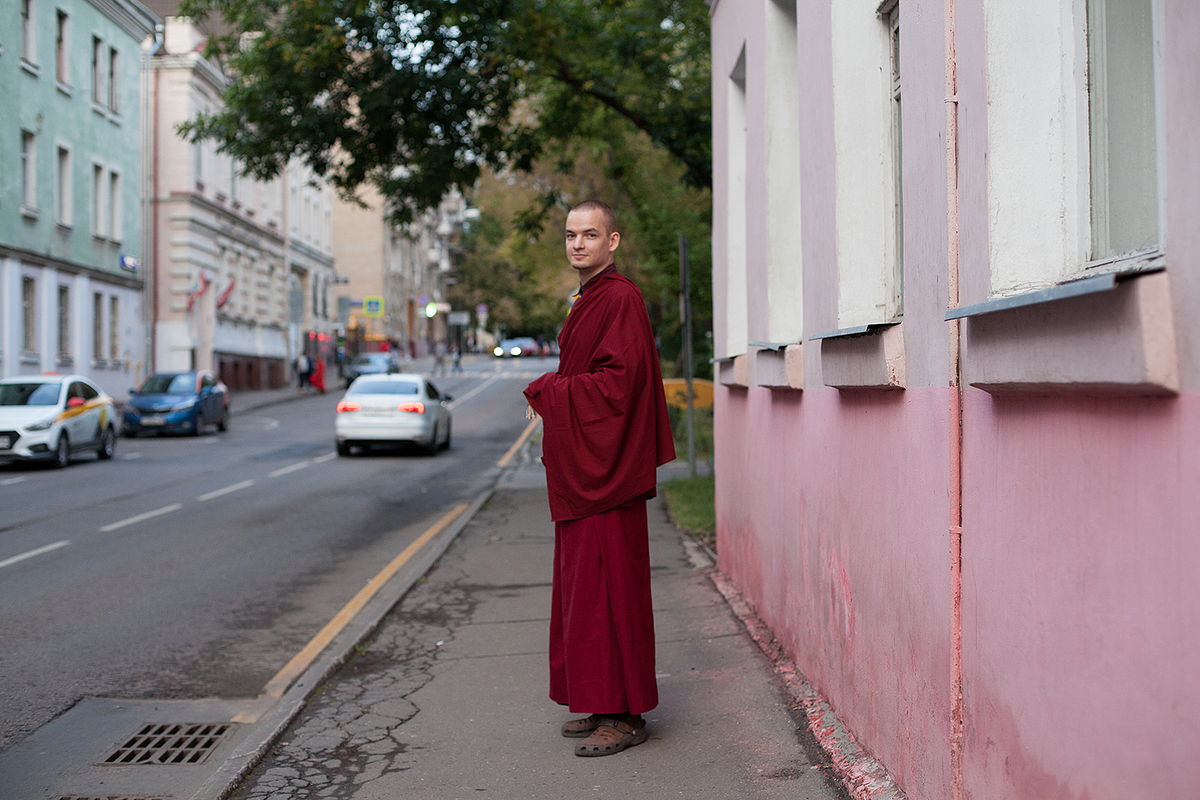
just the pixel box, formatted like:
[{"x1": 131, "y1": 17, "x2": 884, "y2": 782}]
[{"x1": 525, "y1": 268, "x2": 675, "y2": 715}]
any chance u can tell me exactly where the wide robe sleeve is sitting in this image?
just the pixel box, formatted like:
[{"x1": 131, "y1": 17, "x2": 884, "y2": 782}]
[{"x1": 524, "y1": 274, "x2": 675, "y2": 521}]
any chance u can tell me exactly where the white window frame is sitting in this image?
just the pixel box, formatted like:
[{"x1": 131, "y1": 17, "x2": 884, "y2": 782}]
[
  {"x1": 55, "y1": 9, "x2": 68, "y2": 86},
  {"x1": 108, "y1": 45, "x2": 120, "y2": 114},
  {"x1": 21, "y1": 0, "x2": 37, "y2": 65},
  {"x1": 21, "y1": 130, "x2": 38, "y2": 214},
  {"x1": 93, "y1": 292, "x2": 105, "y2": 360},
  {"x1": 764, "y1": 0, "x2": 804, "y2": 345},
  {"x1": 1086, "y1": 0, "x2": 1164, "y2": 266},
  {"x1": 92, "y1": 35, "x2": 104, "y2": 105},
  {"x1": 723, "y1": 47, "x2": 749, "y2": 359},
  {"x1": 109, "y1": 295, "x2": 120, "y2": 360},
  {"x1": 108, "y1": 170, "x2": 122, "y2": 242},
  {"x1": 92, "y1": 162, "x2": 107, "y2": 238},
  {"x1": 829, "y1": 0, "x2": 904, "y2": 328},
  {"x1": 22, "y1": 277, "x2": 38, "y2": 353},
  {"x1": 55, "y1": 144, "x2": 72, "y2": 227},
  {"x1": 57, "y1": 284, "x2": 71, "y2": 359}
]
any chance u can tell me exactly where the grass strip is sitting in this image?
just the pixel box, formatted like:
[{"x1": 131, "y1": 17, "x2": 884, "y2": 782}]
[{"x1": 661, "y1": 475, "x2": 716, "y2": 555}]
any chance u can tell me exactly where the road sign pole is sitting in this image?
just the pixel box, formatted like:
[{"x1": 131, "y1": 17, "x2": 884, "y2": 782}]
[{"x1": 680, "y1": 235, "x2": 696, "y2": 478}]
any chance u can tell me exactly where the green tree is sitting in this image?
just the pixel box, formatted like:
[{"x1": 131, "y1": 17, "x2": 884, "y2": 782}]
[{"x1": 178, "y1": 0, "x2": 711, "y2": 225}]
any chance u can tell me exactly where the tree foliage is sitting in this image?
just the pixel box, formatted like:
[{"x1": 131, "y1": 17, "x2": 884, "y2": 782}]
[{"x1": 178, "y1": 0, "x2": 711, "y2": 225}]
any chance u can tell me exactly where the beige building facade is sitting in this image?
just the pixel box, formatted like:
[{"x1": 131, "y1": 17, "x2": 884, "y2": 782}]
[{"x1": 147, "y1": 16, "x2": 336, "y2": 389}]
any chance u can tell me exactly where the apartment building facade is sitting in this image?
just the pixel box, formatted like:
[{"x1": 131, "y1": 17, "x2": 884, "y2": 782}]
[
  {"x1": 1, "y1": 0, "x2": 158, "y2": 397},
  {"x1": 710, "y1": 1, "x2": 1199, "y2": 798}
]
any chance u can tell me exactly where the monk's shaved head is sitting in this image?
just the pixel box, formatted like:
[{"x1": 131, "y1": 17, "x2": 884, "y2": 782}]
[{"x1": 569, "y1": 200, "x2": 619, "y2": 237}]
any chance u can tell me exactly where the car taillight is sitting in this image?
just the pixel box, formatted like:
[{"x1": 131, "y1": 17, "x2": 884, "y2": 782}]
[
  {"x1": 398, "y1": 401, "x2": 425, "y2": 414},
  {"x1": 337, "y1": 401, "x2": 361, "y2": 413}
]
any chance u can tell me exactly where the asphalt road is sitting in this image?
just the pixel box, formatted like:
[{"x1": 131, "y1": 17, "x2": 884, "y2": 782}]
[{"x1": 0, "y1": 357, "x2": 552, "y2": 753}]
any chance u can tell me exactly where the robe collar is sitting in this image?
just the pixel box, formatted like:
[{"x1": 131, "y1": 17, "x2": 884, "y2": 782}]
[{"x1": 574, "y1": 263, "x2": 618, "y2": 299}]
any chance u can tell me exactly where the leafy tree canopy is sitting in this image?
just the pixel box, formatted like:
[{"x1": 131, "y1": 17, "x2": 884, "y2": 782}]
[{"x1": 178, "y1": 0, "x2": 711, "y2": 225}]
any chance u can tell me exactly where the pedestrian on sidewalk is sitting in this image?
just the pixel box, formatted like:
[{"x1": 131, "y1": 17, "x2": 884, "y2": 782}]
[
  {"x1": 524, "y1": 200, "x2": 676, "y2": 758},
  {"x1": 295, "y1": 352, "x2": 309, "y2": 391}
]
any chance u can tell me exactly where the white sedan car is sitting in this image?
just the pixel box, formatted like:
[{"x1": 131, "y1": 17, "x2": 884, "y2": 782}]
[
  {"x1": 0, "y1": 375, "x2": 118, "y2": 468},
  {"x1": 335, "y1": 374, "x2": 452, "y2": 456}
]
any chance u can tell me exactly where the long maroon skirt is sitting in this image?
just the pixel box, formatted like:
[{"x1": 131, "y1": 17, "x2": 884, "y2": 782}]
[{"x1": 549, "y1": 495, "x2": 658, "y2": 715}]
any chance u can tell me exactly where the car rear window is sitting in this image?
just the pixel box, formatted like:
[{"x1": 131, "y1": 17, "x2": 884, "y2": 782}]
[
  {"x1": 0, "y1": 382, "x2": 62, "y2": 406},
  {"x1": 350, "y1": 380, "x2": 419, "y2": 395},
  {"x1": 139, "y1": 374, "x2": 195, "y2": 394}
]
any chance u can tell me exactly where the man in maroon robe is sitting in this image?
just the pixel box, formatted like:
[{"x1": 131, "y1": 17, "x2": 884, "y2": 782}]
[{"x1": 524, "y1": 200, "x2": 676, "y2": 757}]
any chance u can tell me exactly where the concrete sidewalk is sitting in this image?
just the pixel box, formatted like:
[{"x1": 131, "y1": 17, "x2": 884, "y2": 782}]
[{"x1": 228, "y1": 452, "x2": 850, "y2": 799}]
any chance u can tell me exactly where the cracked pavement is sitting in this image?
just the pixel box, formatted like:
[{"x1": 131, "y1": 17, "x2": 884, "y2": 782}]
[{"x1": 231, "y1": 473, "x2": 850, "y2": 800}]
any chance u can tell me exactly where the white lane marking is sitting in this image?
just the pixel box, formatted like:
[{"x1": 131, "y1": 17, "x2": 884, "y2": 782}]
[
  {"x1": 269, "y1": 461, "x2": 310, "y2": 478},
  {"x1": 1, "y1": 477, "x2": 27, "y2": 486},
  {"x1": 239, "y1": 416, "x2": 281, "y2": 430},
  {"x1": 445, "y1": 373, "x2": 502, "y2": 411},
  {"x1": 198, "y1": 479, "x2": 255, "y2": 502},
  {"x1": 123, "y1": 452, "x2": 142, "y2": 460},
  {"x1": 0, "y1": 540, "x2": 70, "y2": 570},
  {"x1": 312, "y1": 452, "x2": 338, "y2": 464},
  {"x1": 99, "y1": 503, "x2": 183, "y2": 532}
]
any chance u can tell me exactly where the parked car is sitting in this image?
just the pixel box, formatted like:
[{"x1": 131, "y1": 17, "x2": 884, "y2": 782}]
[
  {"x1": 0, "y1": 375, "x2": 118, "y2": 468},
  {"x1": 335, "y1": 374, "x2": 451, "y2": 456},
  {"x1": 123, "y1": 371, "x2": 229, "y2": 436},
  {"x1": 343, "y1": 352, "x2": 400, "y2": 385},
  {"x1": 493, "y1": 337, "x2": 539, "y2": 357}
]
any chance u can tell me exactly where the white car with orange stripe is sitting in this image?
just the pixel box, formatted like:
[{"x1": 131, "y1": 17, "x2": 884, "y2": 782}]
[{"x1": 0, "y1": 375, "x2": 118, "y2": 468}]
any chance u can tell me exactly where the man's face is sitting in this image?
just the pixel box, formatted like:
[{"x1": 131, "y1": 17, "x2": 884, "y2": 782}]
[{"x1": 564, "y1": 208, "x2": 619, "y2": 274}]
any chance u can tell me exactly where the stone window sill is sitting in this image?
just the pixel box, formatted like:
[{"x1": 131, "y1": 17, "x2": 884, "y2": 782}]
[
  {"x1": 954, "y1": 269, "x2": 1177, "y2": 394},
  {"x1": 811, "y1": 323, "x2": 905, "y2": 390}
]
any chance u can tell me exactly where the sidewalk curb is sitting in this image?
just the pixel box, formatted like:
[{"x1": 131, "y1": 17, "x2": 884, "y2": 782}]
[
  {"x1": 229, "y1": 391, "x2": 317, "y2": 416},
  {"x1": 709, "y1": 570, "x2": 908, "y2": 800},
  {"x1": 190, "y1": 484, "x2": 498, "y2": 800}
]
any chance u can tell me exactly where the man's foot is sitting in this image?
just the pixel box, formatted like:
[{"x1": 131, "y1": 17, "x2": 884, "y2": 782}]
[
  {"x1": 561, "y1": 714, "x2": 604, "y2": 738},
  {"x1": 574, "y1": 718, "x2": 647, "y2": 757}
]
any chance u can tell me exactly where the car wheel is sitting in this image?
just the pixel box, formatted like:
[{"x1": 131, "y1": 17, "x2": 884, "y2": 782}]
[
  {"x1": 336, "y1": 440, "x2": 351, "y2": 456},
  {"x1": 217, "y1": 406, "x2": 229, "y2": 432},
  {"x1": 189, "y1": 412, "x2": 201, "y2": 436},
  {"x1": 441, "y1": 419, "x2": 452, "y2": 451},
  {"x1": 97, "y1": 426, "x2": 116, "y2": 460},
  {"x1": 54, "y1": 433, "x2": 70, "y2": 469}
]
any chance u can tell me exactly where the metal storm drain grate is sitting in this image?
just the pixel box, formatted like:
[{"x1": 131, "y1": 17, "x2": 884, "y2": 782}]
[{"x1": 102, "y1": 722, "x2": 234, "y2": 765}]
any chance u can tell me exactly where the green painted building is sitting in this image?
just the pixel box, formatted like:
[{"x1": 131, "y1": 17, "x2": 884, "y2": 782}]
[{"x1": 2, "y1": 0, "x2": 158, "y2": 396}]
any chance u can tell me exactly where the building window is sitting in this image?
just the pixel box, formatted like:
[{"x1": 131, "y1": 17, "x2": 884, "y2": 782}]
[
  {"x1": 21, "y1": 131, "x2": 38, "y2": 211},
  {"x1": 1087, "y1": 0, "x2": 1161, "y2": 262},
  {"x1": 885, "y1": 0, "x2": 904, "y2": 314},
  {"x1": 110, "y1": 296, "x2": 120, "y2": 359},
  {"x1": 21, "y1": 0, "x2": 35, "y2": 64},
  {"x1": 723, "y1": 47, "x2": 748, "y2": 359},
  {"x1": 92, "y1": 164, "x2": 105, "y2": 236},
  {"x1": 56, "y1": 146, "x2": 72, "y2": 226},
  {"x1": 93, "y1": 293, "x2": 105, "y2": 359},
  {"x1": 57, "y1": 285, "x2": 71, "y2": 358},
  {"x1": 92, "y1": 36, "x2": 103, "y2": 104},
  {"x1": 55, "y1": 9, "x2": 68, "y2": 85},
  {"x1": 23, "y1": 278, "x2": 38, "y2": 352},
  {"x1": 108, "y1": 47, "x2": 119, "y2": 113},
  {"x1": 108, "y1": 171, "x2": 122, "y2": 241}
]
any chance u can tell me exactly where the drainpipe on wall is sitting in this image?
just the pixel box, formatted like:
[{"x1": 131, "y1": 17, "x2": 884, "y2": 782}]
[{"x1": 944, "y1": 0, "x2": 965, "y2": 798}]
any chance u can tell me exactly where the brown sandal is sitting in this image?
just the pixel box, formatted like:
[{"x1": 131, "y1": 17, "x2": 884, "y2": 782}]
[
  {"x1": 574, "y1": 719, "x2": 647, "y2": 757},
  {"x1": 561, "y1": 714, "x2": 603, "y2": 738}
]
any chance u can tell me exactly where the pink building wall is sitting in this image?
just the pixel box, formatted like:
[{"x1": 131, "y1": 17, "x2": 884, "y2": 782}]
[{"x1": 711, "y1": 2, "x2": 1200, "y2": 799}]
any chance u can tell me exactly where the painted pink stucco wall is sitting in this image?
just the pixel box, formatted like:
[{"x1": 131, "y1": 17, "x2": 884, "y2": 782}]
[
  {"x1": 960, "y1": 390, "x2": 1200, "y2": 800},
  {"x1": 716, "y1": 385, "x2": 954, "y2": 799},
  {"x1": 711, "y1": 0, "x2": 1200, "y2": 799}
]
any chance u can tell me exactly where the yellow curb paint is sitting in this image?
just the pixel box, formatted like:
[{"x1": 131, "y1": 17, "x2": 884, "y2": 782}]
[
  {"x1": 261, "y1": 502, "x2": 469, "y2": 699},
  {"x1": 498, "y1": 418, "x2": 540, "y2": 468}
]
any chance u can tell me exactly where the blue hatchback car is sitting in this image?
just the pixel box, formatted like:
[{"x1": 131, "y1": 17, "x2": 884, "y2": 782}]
[{"x1": 122, "y1": 370, "x2": 229, "y2": 436}]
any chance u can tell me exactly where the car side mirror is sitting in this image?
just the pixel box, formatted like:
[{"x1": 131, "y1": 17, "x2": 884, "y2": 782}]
[{"x1": 443, "y1": 394, "x2": 452, "y2": 402}]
